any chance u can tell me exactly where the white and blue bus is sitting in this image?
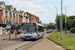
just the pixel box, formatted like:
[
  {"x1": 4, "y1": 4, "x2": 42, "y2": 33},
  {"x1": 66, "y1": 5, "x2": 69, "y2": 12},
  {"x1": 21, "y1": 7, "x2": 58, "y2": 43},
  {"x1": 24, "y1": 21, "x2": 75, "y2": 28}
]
[{"x1": 21, "y1": 23, "x2": 44, "y2": 40}]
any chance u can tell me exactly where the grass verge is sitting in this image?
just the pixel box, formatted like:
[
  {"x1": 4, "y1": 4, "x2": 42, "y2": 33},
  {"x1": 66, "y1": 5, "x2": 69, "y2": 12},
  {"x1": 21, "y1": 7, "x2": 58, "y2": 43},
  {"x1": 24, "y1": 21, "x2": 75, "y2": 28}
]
[{"x1": 48, "y1": 32, "x2": 75, "y2": 50}]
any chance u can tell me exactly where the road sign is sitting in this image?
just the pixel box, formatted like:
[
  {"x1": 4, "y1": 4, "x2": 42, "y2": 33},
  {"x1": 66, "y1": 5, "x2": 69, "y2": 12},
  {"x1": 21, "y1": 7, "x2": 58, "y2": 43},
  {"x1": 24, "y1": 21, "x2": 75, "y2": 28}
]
[
  {"x1": 1, "y1": 20, "x2": 3, "y2": 21},
  {"x1": 15, "y1": 23, "x2": 18, "y2": 27},
  {"x1": 6, "y1": 25, "x2": 11, "y2": 28},
  {"x1": 8, "y1": 22, "x2": 11, "y2": 26}
]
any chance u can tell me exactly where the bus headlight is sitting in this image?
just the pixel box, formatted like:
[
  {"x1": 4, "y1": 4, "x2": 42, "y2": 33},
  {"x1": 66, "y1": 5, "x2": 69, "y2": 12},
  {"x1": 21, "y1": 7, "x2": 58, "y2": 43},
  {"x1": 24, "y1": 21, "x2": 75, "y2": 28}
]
[
  {"x1": 33, "y1": 36, "x2": 36, "y2": 37},
  {"x1": 21, "y1": 36, "x2": 23, "y2": 38}
]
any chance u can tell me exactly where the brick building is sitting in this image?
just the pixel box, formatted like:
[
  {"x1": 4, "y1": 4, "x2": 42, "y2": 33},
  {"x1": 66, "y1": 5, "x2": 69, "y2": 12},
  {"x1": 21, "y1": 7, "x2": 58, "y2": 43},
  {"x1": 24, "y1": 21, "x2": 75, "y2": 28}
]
[{"x1": 0, "y1": 1, "x2": 42, "y2": 35}]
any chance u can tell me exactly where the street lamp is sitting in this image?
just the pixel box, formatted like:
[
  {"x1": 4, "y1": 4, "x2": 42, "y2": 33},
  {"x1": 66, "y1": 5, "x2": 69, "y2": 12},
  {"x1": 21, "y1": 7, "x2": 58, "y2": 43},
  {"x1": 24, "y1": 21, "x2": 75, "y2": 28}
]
[
  {"x1": 55, "y1": 6, "x2": 58, "y2": 31},
  {"x1": 65, "y1": 6, "x2": 67, "y2": 34},
  {"x1": 61, "y1": 0, "x2": 63, "y2": 40},
  {"x1": 55, "y1": 7, "x2": 58, "y2": 39}
]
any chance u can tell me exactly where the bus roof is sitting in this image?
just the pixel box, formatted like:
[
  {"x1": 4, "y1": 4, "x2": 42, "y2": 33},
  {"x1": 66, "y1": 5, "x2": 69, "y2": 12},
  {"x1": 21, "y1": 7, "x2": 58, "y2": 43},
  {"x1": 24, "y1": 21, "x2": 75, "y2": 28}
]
[{"x1": 21, "y1": 22, "x2": 44, "y2": 27}]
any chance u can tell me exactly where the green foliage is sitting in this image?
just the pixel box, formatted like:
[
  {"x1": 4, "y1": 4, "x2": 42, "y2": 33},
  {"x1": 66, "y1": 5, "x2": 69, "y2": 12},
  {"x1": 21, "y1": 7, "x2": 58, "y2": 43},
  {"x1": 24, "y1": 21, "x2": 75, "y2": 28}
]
[
  {"x1": 70, "y1": 28, "x2": 75, "y2": 33},
  {"x1": 55, "y1": 14, "x2": 70, "y2": 30},
  {"x1": 55, "y1": 14, "x2": 75, "y2": 30},
  {"x1": 45, "y1": 25, "x2": 55, "y2": 29},
  {"x1": 69, "y1": 16, "x2": 75, "y2": 20},
  {"x1": 69, "y1": 20, "x2": 75, "y2": 28},
  {"x1": 68, "y1": 16, "x2": 75, "y2": 29}
]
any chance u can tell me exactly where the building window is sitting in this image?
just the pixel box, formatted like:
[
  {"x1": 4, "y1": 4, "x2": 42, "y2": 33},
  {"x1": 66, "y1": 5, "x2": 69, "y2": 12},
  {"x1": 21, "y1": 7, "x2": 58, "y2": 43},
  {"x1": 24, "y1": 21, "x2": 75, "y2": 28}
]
[
  {"x1": 11, "y1": 15, "x2": 12, "y2": 17},
  {"x1": 7, "y1": 19, "x2": 9, "y2": 23},
  {"x1": 2, "y1": 28, "x2": 5, "y2": 32},
  {"x1": 11, "y1": 20, "x2": 13, "y2": 24},
  {"x1": 14, "y1": 16, "x2": 15, "y2": 18},
  {"x1": 2, "y1": 12, "x2": 3, "y2": 15},
  {"x1": 2, "y1": 18, "x2": 5, "y2": 24},
  {"x1": 6, "y1": 16, "x2": 7, "y2": 18},
  {"x1": 18, "y1": 21, "x2": 19, "y2": 24},
  {"x1": 14, "y1": 21, "x2": 16, "y2": 24}
]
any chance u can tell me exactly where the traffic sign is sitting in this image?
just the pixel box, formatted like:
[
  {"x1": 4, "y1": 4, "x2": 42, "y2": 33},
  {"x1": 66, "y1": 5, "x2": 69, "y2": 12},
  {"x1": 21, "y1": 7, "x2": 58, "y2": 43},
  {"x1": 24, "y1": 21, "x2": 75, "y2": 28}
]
[
  {"x1": 8, "y1": 22, "x2": 11, "y2": 26},
  {"x1": 6, "y1": 25, "x2": 11, "y2": 28},
  {"x1": 1, "y1": 20, "x2": 3, "y2": 22}
]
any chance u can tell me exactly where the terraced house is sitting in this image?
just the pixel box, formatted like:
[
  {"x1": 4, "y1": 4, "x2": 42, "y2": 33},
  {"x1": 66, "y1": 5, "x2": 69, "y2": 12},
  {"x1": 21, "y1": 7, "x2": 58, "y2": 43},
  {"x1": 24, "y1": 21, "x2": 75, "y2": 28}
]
[{"x1": 0, "y1": 1, "x2": 41, "y2": 35}]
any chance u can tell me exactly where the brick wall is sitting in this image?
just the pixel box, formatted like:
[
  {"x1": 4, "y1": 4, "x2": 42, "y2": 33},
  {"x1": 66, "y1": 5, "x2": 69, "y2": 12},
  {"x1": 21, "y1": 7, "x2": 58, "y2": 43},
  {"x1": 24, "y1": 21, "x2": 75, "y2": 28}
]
[
  {"x1": 0, "y1": 10, "x2": 2, "y2": 24},
  {"x1": 19, "y1": 15, "x2": 22, "y2": 25}
]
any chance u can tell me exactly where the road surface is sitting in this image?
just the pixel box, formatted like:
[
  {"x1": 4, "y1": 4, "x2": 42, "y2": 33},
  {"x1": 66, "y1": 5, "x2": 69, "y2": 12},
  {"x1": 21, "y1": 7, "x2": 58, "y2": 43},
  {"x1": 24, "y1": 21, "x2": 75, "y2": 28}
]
[{"x1": 0, "y1": 32, "x2": 65, "y2": 50}]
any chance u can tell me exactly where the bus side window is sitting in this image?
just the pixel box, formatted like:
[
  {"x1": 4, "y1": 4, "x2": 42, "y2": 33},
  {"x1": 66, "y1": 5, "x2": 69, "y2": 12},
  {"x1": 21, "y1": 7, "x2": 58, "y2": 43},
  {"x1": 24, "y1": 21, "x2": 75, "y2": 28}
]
[
  {"x1": 38, "y1": 26, "x2": 44, "y2": 32},
  {"x1": 35, "y1": 26, "x2": 37, "y2": 32}
]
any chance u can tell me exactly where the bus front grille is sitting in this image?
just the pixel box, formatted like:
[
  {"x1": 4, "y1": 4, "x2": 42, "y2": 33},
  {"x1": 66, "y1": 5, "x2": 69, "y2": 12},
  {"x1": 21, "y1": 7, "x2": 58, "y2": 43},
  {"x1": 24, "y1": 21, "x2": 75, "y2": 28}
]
[{"x1": 25, "y1": 36, "x2": 31, "y2": 38}]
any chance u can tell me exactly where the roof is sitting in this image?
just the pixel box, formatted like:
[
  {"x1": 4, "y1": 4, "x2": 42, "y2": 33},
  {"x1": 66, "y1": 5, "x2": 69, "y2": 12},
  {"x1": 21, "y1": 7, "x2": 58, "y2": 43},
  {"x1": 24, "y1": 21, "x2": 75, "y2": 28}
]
[
  {"x1": 13, "y1": 10, "x2": 23, "y2": 15},
  {"x1": 0, "y1": 1, "x2": 4, "y2": 5},
  {"x1": 6, "y1": 5, "x2": 13, "y2": 9}
]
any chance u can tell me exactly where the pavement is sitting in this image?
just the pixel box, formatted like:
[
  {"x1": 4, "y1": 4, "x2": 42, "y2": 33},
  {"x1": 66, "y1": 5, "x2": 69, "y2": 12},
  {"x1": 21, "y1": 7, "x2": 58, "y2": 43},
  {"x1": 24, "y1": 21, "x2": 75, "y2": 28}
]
[
  {"x1": 67, "y1": 31, "x2": 75, "y2": 37},
  {"x1": 29, "y1": 38, "x2": 65, "y2": 50},
  {"x1": 0, "y1": 34, "x2": 20, "y2": 40}
]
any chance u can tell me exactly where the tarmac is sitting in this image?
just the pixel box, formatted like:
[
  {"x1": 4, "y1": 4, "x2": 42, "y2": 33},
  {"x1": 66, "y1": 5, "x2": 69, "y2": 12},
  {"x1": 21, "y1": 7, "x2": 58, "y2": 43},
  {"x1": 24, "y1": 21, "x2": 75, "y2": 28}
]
[{"x1": 67, "y1": 31, "x2": 75, "y2": 37}]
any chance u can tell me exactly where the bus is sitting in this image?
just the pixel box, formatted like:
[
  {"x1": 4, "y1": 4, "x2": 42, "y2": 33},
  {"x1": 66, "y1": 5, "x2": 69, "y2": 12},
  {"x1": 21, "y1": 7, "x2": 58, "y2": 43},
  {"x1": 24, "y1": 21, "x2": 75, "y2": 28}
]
[{"x1": 21, "y1": 23, "x2": 44, "y2": 40}]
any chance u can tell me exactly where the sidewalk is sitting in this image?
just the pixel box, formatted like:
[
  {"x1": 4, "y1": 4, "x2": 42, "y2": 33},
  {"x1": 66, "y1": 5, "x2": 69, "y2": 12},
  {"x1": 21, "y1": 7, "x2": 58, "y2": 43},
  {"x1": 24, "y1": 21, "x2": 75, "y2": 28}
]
[
  {"x1": 29, "y1": 38, "x2": 65, "y2": 50},
  {"x1": 0, "y1": 34, "x2": 20, "y2": 41},
  {"x1": 0, "y1": 34, "x2": 15, "y2": 37},
  {"x1": 67, "y1": 31, "x2": 75, "y2": 37}
]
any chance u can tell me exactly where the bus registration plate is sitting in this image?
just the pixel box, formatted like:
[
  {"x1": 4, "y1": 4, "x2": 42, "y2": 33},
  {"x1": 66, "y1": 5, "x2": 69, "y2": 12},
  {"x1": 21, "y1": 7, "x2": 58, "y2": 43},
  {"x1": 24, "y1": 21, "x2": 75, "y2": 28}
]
[{"x1": 26, "y1": 38, "x2": 30, "y2": 39}]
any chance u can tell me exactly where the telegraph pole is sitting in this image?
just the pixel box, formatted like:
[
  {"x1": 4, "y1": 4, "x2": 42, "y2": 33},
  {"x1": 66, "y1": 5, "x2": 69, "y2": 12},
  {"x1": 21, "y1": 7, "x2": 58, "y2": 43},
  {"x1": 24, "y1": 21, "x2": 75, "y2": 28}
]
[
  {"x1": 65, "y1": 6, "x2": 67, "y2": 34},
  {"x1": 61, "y1": 0, "x2": 63, "y2": 40},
  {"x1": 55, "y1": 7, "x2": 58, "y2": 39}
]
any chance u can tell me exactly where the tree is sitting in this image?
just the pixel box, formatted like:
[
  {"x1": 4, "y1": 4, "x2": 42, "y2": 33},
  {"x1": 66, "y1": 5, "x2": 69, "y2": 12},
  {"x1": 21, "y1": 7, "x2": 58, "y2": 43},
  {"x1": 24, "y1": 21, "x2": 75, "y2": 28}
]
[
  {"x1": 45, "y1": 25, "x2": 56, "y2": 30},
  {"x1": 68, "y1": 16, "x2": 75, "y2": 29},
  {"x1": 55, "y1": 14, "x2": 70, "y2": 30},
  {"x1": 69, "y1": 16, "x2": 75, "y2": 20},
  {"x1": 69, "y1": 20, "x2": 75, "y2": 28}
]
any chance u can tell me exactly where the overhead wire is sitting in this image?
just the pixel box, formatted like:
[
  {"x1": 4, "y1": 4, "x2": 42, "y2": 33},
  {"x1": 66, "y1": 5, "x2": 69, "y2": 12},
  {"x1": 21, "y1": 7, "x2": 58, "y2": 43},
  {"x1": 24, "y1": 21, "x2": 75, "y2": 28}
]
[{"x1": 29, "y1": 0, "x2": 51, "y2": 21}]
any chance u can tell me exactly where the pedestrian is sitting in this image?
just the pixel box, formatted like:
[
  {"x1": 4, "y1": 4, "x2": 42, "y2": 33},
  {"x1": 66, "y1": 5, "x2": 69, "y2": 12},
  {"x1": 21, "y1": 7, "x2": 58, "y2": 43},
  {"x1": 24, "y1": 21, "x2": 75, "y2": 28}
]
[{"x1": 8, "y1": 30, "x2": 10, "y2": 34}]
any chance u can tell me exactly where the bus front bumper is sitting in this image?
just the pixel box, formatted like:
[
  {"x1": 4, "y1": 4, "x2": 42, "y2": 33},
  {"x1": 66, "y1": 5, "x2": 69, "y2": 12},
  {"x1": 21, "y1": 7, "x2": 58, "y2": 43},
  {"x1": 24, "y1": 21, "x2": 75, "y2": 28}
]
[{"x1": 21, "y1": 37, "x2": 37, "y2": 40}]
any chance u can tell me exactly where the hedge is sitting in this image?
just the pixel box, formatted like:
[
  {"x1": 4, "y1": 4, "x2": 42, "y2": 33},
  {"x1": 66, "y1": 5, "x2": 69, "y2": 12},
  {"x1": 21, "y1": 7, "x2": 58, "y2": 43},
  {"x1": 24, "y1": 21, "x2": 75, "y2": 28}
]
[{"x1": 70, "y1": 28, "x2": 75, "y2": 33}]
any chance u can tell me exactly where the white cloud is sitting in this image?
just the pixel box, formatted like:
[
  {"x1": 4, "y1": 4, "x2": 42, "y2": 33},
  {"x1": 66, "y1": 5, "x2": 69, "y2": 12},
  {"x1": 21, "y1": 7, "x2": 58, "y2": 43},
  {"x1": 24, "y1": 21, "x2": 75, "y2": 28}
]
[
  {"x1": 7, "y1": 0, "x2": 48, "y2": 13},
  {"x1": 72, "y1": 9, "x2": 75, "y2": 11}
]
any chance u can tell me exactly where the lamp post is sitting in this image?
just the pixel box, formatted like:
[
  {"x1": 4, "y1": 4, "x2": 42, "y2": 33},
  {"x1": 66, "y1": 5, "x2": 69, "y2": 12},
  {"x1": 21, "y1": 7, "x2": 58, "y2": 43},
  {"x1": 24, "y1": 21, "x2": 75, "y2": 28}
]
[
  {"x1": 55, "y1": 7, "x2": 58, "y2": 39},
  {"x1": 55, "y1": 7, "x2": 58, "y2": 31},
  {"x1": 65, "y1": 6, "x2": 67, "y2": 34},
  {"x1": 61, "y1": 0, "x2": 63, "y2": 40}
]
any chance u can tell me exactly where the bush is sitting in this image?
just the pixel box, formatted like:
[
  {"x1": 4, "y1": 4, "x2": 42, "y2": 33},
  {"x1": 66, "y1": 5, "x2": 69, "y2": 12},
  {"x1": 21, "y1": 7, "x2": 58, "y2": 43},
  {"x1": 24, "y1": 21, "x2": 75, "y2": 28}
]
[{"x1": 70, "y1": 28, "x2": 75, "y2": 33}]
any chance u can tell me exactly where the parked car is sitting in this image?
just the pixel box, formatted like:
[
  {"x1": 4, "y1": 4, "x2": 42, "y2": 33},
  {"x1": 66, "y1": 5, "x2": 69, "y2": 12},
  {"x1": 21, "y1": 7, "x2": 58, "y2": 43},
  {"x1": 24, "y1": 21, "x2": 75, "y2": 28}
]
[
  {"x1": 16, "y1": 30, "x2": 21, "y2": 34},
  {"x1": 47, "y1": 29, "x2": 51, "y2": 33},
  {"x1": 50, "y1": 29, "x2": 53, "y2": 32}
]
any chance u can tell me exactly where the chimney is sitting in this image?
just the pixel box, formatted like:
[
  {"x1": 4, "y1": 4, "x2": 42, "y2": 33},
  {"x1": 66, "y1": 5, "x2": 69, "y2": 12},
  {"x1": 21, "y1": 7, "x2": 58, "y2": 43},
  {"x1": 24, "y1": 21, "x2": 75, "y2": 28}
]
[
  {"x1": 20, "y1": 10, "x2": 24, "y2": 13},
  {"x1": 14, "y1": 8, "x2": 16, "y2": 10}
]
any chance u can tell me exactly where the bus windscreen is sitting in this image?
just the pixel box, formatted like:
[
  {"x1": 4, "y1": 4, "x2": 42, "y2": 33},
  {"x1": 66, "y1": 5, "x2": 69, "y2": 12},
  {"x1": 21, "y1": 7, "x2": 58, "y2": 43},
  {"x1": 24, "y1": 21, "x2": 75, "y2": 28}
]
[{"x1": 22, "y1": 26, "x2": 35, "y2": 32}]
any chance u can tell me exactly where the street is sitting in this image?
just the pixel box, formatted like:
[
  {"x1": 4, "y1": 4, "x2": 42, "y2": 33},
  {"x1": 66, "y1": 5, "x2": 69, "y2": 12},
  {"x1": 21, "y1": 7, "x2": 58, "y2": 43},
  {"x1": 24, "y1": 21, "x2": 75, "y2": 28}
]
[
  {"x1": 0, "y1": 32, "x2": 65, "y2": 50},
  {"x1": 0, "y1": 0, "x2": 75, "y2": 50}
]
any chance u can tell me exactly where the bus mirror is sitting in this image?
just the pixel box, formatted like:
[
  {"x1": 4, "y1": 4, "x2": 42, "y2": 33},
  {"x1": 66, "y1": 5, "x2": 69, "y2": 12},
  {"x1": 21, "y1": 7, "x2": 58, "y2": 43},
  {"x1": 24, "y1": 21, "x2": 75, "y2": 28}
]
[{"x1": 37, "y1": 27, "x2": 39, "y2": 29}]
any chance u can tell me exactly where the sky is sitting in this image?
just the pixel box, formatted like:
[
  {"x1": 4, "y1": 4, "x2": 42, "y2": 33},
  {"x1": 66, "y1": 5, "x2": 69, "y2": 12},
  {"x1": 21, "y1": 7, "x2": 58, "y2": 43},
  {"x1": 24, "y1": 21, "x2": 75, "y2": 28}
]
[{"x1": 1, "y1": 0, "x2": 75, "y2": 23}]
